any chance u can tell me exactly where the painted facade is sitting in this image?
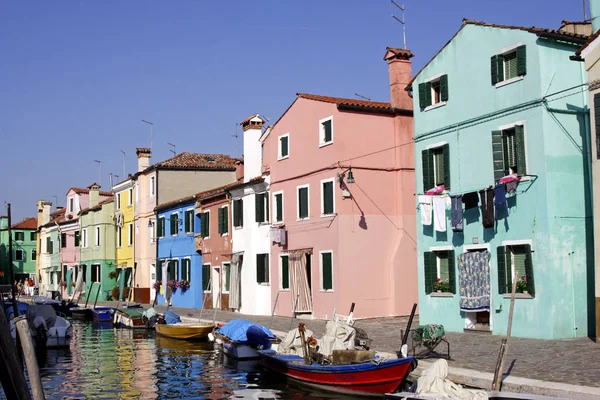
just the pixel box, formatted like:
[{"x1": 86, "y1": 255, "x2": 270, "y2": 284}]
[
  {"x1": 0, "y1": 216, "x2": 9, "y2": 283},
  {"x1": 410, "y1": 20, "x2": 592, "y2": 339},
  {"x1": 155, "y1": 196, "x2": 202, "y2": 308},
  {"x1": 112, "y1": 178, "x2": 136, "y2": 300},
  {"x1": 79, "y1": 185, "x2": 117, "y2": 299},
  {"x1": 6, "y1": 217, "x2": 39, "y2": 282},
  {"x1": 39, "y1": 207, "x2": 65, "y2": 296}
]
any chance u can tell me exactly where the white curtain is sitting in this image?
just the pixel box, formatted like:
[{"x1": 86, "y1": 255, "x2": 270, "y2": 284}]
[
  {"x1": 290, "y1": 251, "x2": 312, "y2": 313},
  {"x1": 75, "y1": 265, "x2": 85, "y2": 295},
  {"x1": 228, "y1": 253, "x2": 242, "y2": 310}
]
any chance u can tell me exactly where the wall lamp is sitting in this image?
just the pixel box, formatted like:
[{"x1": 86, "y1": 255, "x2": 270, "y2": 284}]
[
  {"x1": 148, "y1": 220, "x2": 154, "y2": 228},
  {"x1": 337, "y1": 167, "x2": 355, "y2": 185}
]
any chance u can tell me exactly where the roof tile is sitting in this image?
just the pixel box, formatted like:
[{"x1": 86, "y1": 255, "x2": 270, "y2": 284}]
[
  {"x1": 153, "y1": 152, "x2": 239, "y2": 171},
  {"x1": 11, "y1": 217, "x2": 38, "y2": 230},
  {"x1": 296, "y1": 93, "x2": 391, "y2": 110}
]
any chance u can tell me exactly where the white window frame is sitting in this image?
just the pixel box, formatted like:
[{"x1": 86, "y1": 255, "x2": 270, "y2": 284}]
[
  {"x1": 222, "y1": 262, "x2": 231, "y2": 293},
  {"x1": 170, "y1": 212, "x2": 179, "y2": 236},
  {"x1": 203, "y1": 263, "x2": 212, "y2": 293},
  {"x1": 95, "y1": 226, "x2": 101, "y2": 247},
  {"x1": 220, "y1": 205, "x2": 229, "y2": 236},
  {"x1": 497, "y1": 120, "x2": 529, "y2": 179},
  {"x1": 319, "y1": 116, "x2": 334, "y2": 147},
  {"x1": 117, "y1": 226, "x2": 122, "y2": 248},
  {"x1": 501, "y1": 239, "x2": 533, "y2": 283},
  {"x1": 69, "y1": 197, "x2": 74, "y2": 213},
  {"x1": 495, "y1": 42, "x2": 525, "y2": 88},
  {"x1": 429, "y1": 245, "x2": 453, "y2": 280},
  {"x1": 296, "y1": 184, "x2": 310, "y2": 221},
  {"x1": 92, "y1": 264, "x2": 101, "y2": 283},
  {"x1": 149, "y1": 218, "x2": 156, "y2": 242},
  {"x1": 180, "y1": 257, "x2": 191, "y2": 281},
  {"x1": 272, "y1": 190, "x2": 284, "y2": 224},
  {"x1": 82, "y1": 228, "x2": 88, "y2": 248},
  {"x1": 15, "y1": 249, "x2": 23, "y2": 261},
  {"x1": 128, "y1": 188, "x2": 133, "y2": 206},
  {"x1": 319, "y1": 250, "x2": 334, "y2": 292},
  {"x1": 279, "y1": 254, "x2": 290, "y2": 291},
  {"x1": 184, "y1": 208, "x2": 195, "y2": 234},
  {"x1": 128, "y1": 223, "x2": 133, "y2": 246},
  {"x1": 424, "y1": 142, "x2": 448, "y2": 187},
  {"x1": 278, "y1": 133, "x2": 290, "y2": 161},
  {"x1": 203, "y1": 210, "x2": 210, "y2": 239},
  {"x1": 423, "y1": 72, "x2": 447, "y2": 111},
  {"x1": 320, "y1": 178, "x2": 336, "y2": 217},
  {"x1": 150, "y1": 176, "x2": 155, "y2": 197}
]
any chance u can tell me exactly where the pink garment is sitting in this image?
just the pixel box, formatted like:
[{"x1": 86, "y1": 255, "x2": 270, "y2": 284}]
[
  {"x1": 499, "y1": 174, "x2": 519, "y2": 184},
  {"x1": 426, "y1": 185, "x2": 445, "y2": 195}
]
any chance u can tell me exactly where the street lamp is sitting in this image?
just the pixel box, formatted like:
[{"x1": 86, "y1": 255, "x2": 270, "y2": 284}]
[{"x1": 337, "y1": 167, "x2": 355, "y2": 185}]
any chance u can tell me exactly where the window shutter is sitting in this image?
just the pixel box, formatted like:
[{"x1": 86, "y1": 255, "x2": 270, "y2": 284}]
[
  {"x1": 421, "y1": 149, "x2": 434, "y2": 192},
  {"x1": 514, "y1": 125, "x2": 527, "y2": 176},
  {"x1": 440, "y1": 74, "x2": 449, "y2": 102},
  {"x1": 424, "y1": 82, "x2": 432, "y2": 107},
  {"x1": 170, "y1": 215, "x2": 176, "y2": 235},
  {"x1": 264, "y1": 254, "x2": 269, "y2": 283},
  {"x1": 265, "y1": 194, "x2": 270, "y2": 222},
  {"x1": 74, "y1": 231, "x2": 80, "y2": 247},
  {"x1": 595, "y1": 93, "x2": 600, "y2": 159},
  {"x1": 184, "y1": 211, "x2": 190, "y2": 233},
  {"x1": 223, "y1": 207, "x2": 229, "y2": 234},
  {"x1": 217, "y1": 208, "x2": 224, "y2": 234},
  {"x1": 281, "y1": 136, "x2": 289, "y2": 157},
  {"x1": 206, "y1": 212, "x2": 210, "y2": 237},
  {"x1": 322, "y1": 253, "x2": 333, "y2": 290},
  {"x1": 276, "y1": 194, "x2": 283, "y2": 221},
  {"x1": 256, "y1": 254, "x2": 264, "y2": 283},
  {"x1": 418, "y1": 83, "x2": 427, "y2": 109},
  {"x1": 516, "y1": 45, "x2": 526, "y2": 76},
  {"x1": 442, "y1": 144, "x2": 451, "y2": 191},
  {"x1": 202, "y1": 265, "x2": 210, "y2": 291},
  {"x1": 423, "y1": 252, "x2": 437, "y2": 294},
  {"x1": 496, "y1": 55, "x2": 504, "y2": 83},
  {"x1": 281, "y1": 256, "x2": 289, "y2": 289},
  {"x1": 255, "y1": 193, "x2": 265, "y2": 223},
  {"x1": 238, "y1": 200, "x2": 244, "y2": 227},
  {"x1": 491, "y1": 55, "x2": 499, "y2": 85},
  {"x1": 233, "y1": 200, "x2": 240, "y2": 227},
  {"x1": 323, "y1": 181, "x2": 334, "y2": 214},
  {"x1": 447, "y1": 250, "x2": 456, "y2": 294},
  {"x1": 491, "y1": 130, "x2": 505, "y2": 181},
  {"x1": 323, "y1": 120, "x2": 332, "y2": 142},
  {"x1": 523, "y1": 244, "x2": 535, "y2": 296},
  {"x1": 299, "y1": 188, "x2": 308, "y2": 218},
  {"x1": 497, "y1": 246, "x2": 508, "y2": 294}
]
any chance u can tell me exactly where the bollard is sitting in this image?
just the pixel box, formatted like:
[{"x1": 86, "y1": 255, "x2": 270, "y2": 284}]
[{"x1": 14, "y1": 317, "x2": 46, "y2": 400}]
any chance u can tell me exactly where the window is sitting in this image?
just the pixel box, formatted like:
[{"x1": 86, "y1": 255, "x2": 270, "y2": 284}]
[
  {"x1": 421, "y1": 144, "x2": 450, "y2": 192},
  {"x1": 202, "y1": 264, "x2": 211, "y2": 292},
  {"x1": 222, "y1": 263, "x2": 230, "y2": 293},
  {"x1": 167, "y1": 260, "x2": 179, "y2": 281},
  {"x1": 321, "y1": 179, "x2": 335, "y2": 216},
  {"x1": 255, "y1": 193, "x2": 269, "y2": 223},
  {"x1": 31, "y1": 249, "x2": 36, "y2": 261},
  {"x1": 181, "y1": 258, "x2": 190, "y2": 281},
  {"x1": 46, "y1": 237, "x2": 53, "y2": 254},
  {"x1": 128, "y1": 188, "x2": 133, "y2": 206},
  {"x1": 157, "y1": 217, "x2": 165, "y2": 238},
  {"x1": 418, "y1": 74, "x2": 448, "y2": 109},
  {"x1": 319, "y1": 116, "x2": 333, "y2": 146},
  {"x1": 233, "y1": 199, "x2": 243, "y2": 228},
  {"x1": 491, "y1": 45, "x2": 526, "y2": 85},
  {"x1": 30, "y1": 232, "x2": 36, "y2": 241},
  {"x1": 170, "y1": 213, "x2": 179, "y2": 236},
  {"x1": 492, "y1": 125, "x2": 527, "y2": 181},
  {"x1": 150, "y1": 219, "x2": 155, "y2": 242},
  {"x1": 91, "y1": 264, "x2": 101, "y2": 283},
  {"x1": 82, "y1": 229, "x2": 88, "y2": 248},
  {"x1": 497, "y1": 244, "x2": 534, "y2": 296},
  {"x1": 95, "y1": 226, "x2": 101, "y2": 247},
  {"x1": 320, "y1": 251, "x2": 333, "y2": 291},
  {"x1": 200, "y1": 211, "x2": 210, "y2": 238},
  {"x1": 128, "y1": 223, "x2": 133, "y2": 246},
  {"x1": 15, "y1": 249, "x2": 23, "y2": 261},
  {"x1": 280, "y1": 255, "x2": 289, "y2": 290},
  {"x1": 423, "y1": 250, "x2": 456, "y2": 294},
  {"x1": 278, "y1": 134, "x2": 289, "y2": 160},
  {"x1": 273, "y1": 192, "x2": 284, "y2": 223},
  {"x1": 297, "y1": 185, "x2": 309, "y2": 220},
  {"x1": 256, "y1": 253, "x2": 269, "y2": 284},
  {"x1": 82, "y1": 264, "x2": 87, "y2": 283},
  {"x1": 117, "y1": 226, "x2": 122, "y2": 247},
  {"x1": 69, "y1": 198, "x2": 74, "y2": 213},
  {"x1": 117, "y1": 193, "x2": 121, "y2": 209},
  {"x1": 218, "y1": 206, "x2": 229, "y2": 235},
  {"x1": 61, "y1": 232, "x2": 67, "y2": 248},
  {"x1": 150, "y1": 176, "x2": 155, "y2": 196},
  {"x1": 74, "y1": 231, "x2": 80, "y2": 247},
  {"x1": 15, "y1": 232, "x2": 24, "y2": 241},
  {"x1": 184, "y1": 210, "x2": 194, "y2": 233}
]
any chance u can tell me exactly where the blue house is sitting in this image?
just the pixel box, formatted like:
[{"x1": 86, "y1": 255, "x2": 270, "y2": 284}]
[
  {"x1": 155, "y1": 195, "x2": 203, "y2": 308},
  {"x1": 409, "y1": 19, "x2": 593, "y2": 339}
]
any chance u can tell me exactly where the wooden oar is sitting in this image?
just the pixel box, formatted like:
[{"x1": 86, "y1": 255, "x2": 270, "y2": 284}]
[
  {"x1": 289, "y1": 294, "x2": 300, "y2": 331},
  {"x1": 492, "y1": 270, "x2": 519, "y2": 391},
  {"x1": 268, "y1": 292, "x2": 280, "y2": 330},
  {"x1": 199, "y1": 276, "x2": 212, "y2": 321}
]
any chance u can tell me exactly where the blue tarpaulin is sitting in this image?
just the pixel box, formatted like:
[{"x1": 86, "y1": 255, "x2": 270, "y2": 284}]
[
  {"x1": 216, "y1": 319, "x2": 274, "y2": 343},
  {"x1": 164, "y1": 310, "x2": 181, "y2": 325}
]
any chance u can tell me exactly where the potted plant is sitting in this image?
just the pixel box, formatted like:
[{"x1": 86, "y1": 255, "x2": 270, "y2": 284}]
[
  {"x1": 516, "y1": 276, "x2": 528, "y2": 294},
  {"x1": 122, "y1": 287, "x2": 130, "y2": 300},
  {"x1": 433, "y1": 278, "x2": 451, "y2": 293},
  {"x1": 153, "y1": 280, "x2": 162, "y2": 291},
  {"x1": 108, "y1": 270, "x2": 119, "y2": 280},
  {"x1": 166, "y1": 280, "x2": 178, "y2": 292},
  {"x1": 111, "y1": 286, "x2": 120, "y2": 300},
  {"x1": 70, "y1": 282, "x2": 76, "y2": 287},
  {"x1": 177, "y1": 280, "x2": 190, "y2": 292}
]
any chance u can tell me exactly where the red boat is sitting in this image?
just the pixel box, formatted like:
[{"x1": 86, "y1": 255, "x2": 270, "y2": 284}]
[{"x1": 258, "y1": 349, "x2": 417, "y2": 396}]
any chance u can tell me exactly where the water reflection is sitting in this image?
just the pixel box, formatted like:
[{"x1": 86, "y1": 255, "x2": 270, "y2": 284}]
[{"x1": 3, "y1": 320, "x2": 367, "y2": 399}]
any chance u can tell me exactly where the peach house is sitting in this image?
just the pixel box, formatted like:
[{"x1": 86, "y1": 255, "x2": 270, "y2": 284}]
[{"x1": 260, "y1": 48, "x2": 417, "y2": 319}]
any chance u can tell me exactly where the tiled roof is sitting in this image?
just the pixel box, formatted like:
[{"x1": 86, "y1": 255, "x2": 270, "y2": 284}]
[
  {"x1": 576, "y1": 28, "x2": 600, "y2": 55},
  {"x1": 152, "y1": 152, "x2": 238, "y2": 171},
  {"x1": 69, "y1": 187, "x2": 113, "y2": 197},
  {"x1": 196, "y1": 179, "x2": 244, "y2": 201},
  {"x1": 155, "y1": 194, "x2": 196, "y2": 212},
  {"x1": 11, "y1": 217, "x2": 37, "y2": 230},
  {"x1": 80, "y1": 198, "x2": 114, "y2": 215},
  {"x1": 42, "y1": 209, "x2": 66, "y2": 228},
  {"x1": 383, "y1": 47, "x2": 415, "y2": 60},
  {"x1": 225, "y1": 176, "x2": 265, "y2": 192},
  {"x1": 297, "y1": 93, "x2": 392, "y2": 111}
]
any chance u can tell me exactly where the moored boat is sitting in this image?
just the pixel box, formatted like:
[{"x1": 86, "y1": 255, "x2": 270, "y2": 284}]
[
  {"x1": 211, "y1": 318, "x2": 277, "y2": 359},
  {"x1": 33, "y1": 296, "x2": 77, "y2": 317},
  {"x1": 10, "y1": 304, "x2": 72, "y2": 349},
  {"x1": 113, "y1": 304, "x2": 147, "y2": 329},
  {"x1": 155, "y1": 322, "x2": 215, "y2": 340},
  {"x1": 71, "y1": 307, "x2": 93, "y2": 321},
  {"x1": 92, "y1": 306, "x2": 114, "y2": 324}
]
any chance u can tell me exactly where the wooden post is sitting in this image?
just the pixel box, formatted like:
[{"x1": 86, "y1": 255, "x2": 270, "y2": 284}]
[
  {"x1": 0, "y1": 305, "x2": 32, "y2": 400},
  {"x1": 199, "y1": 276, "x2": 211, "y2": 321},
  {"x1": 268, "y1": 292, "x2": 280, "y2": 330},
  {"x1": 289, "y1": 294, "x2": 300, "y2": 331},
  {"x1": 15, "y1": 317, "x2": 45, "y2": 400},
  {"x1": 7, "y1": 204, "x2": 19, "y2": 318},
  {"x1": 492, "y1": 270, "x2": 519, "y2": 391}
]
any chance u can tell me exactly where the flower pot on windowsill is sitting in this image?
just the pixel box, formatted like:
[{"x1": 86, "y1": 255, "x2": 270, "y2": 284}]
[
  {"x1": 523, "y1": 290, "x2": 528, "y2": 294},
  {"x1": 437, "y1": 290, "x2": 442, "y2": 293}
]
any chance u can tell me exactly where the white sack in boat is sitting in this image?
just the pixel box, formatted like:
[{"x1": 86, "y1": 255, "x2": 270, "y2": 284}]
[
  {"x1": 414, "y1": 359, "x2": 487, "y2": 400},
  {"x1": 318, "y1": 320, "x2": 356, "y2": 357},
  {"x1": 278, "y1": 327, "x2": 314, "y2": 356}
]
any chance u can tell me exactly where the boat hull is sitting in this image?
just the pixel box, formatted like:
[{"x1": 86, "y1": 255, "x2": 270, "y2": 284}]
[
  {"x1": 71, "y1": 307, "x2": 93, "y2": 321},
  {"x1": 92, "y1": 307, "x2": 113, "y2": 324},
  {"x1": 114, "y1": 308, "x2": 147, "y2": 329},
  {"x1": 258, "y1": 350, "x2": 416, "y2": 396},
  {"x1": 155, "y1": 323, "x2": 215, "y2": 340},
  {"x1": 222, "y1": 341, "x2": 260, "y2": 359}
]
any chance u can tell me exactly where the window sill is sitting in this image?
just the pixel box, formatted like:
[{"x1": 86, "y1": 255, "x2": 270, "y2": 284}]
[
  {"x1": 277, "y1": 155, "x2": 289, "y2": 161},
  {"x1": 221, "y1": 233, "x2": 229, "y2": 237},
  {"x1": 424, "y1": 101, "x2": 447, "y2": 112},
  {"x1": 430, "y1": 292, "x2": 454, "y2": 297},
  {"x1": 297, "y1": 218, "x2": 310, "y2": 222},
  {"x1": 320, "y1": 289, "x2": 334, "y2": 293},
  {"x1": 259, "y1": 282, "x2": 270, "y2": 286},
  {"x1": 503, "y1": 293, "x2": 533, "y2": 299},
  {"x1": 495, "y1": 76, "x2": 523, "y2": 88},
  {"x1": 279, "y1": 288, "x2": 290, "y2": 292},
  {"x1": 319, "y1": 141, "x2": 333, "y2": 148},
  {"x1": 234, "y1": 226, "x2": 243, "y2": 230},
  {"x1": 321, "y1": 213, "x2": 336, "y2": 218},
  {"x1": 271, "y1": 222, "x2": 284, "y2": 227}
]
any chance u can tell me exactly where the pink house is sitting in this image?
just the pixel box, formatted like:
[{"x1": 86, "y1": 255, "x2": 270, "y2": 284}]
[{"x1": 260, "y1": 48, "x2": 417, "y2": 319}]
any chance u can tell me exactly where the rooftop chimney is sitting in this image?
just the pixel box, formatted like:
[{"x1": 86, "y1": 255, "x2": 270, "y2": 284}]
[
  {"x1": 136, "y1": 147, "x2": 151, "y2": 172},
  {"x1": 383, "y1": 47, "x2": 414, "y2": 110},
  {"x1": 240, "y1": 114, "x2": 265, "y2": 182},
  {"x1": 88, "y1": 183, "x2": 101, "y2": 208},
  {"x1": 39, "y1": 200, "x2": 52, "y2": 226}
]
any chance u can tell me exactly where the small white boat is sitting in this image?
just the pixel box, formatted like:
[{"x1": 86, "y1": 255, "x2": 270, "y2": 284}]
[{"x1": 11, "y1": 304, "x2": 72, "y2": 349}]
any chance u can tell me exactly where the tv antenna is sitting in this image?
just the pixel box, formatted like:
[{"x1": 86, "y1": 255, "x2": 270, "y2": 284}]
[
  {"x1": 232, "y1": 123, "x2": 240, "y2": 157},
  {"x1": 391, "y1": 1, "x2": 407, "y2": 49},
  {"x1": 167, "y1": 142, "x2": 176, "y2": 156},
  {"x1": 355, "y1": 93, "x2": 372, "y2": 101},
  {"x1": 120, "y1": 150, "x2": 126, "y2": 178}
]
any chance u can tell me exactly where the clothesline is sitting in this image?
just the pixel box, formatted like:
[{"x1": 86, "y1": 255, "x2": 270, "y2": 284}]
[{"x1": 413, "y1": 174, "x2": 536, "y2": 197}]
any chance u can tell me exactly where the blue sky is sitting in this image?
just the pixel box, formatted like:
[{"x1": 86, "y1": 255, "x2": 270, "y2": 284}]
[{"x1": 0, "y1": 0, "x2": 587, "y2": 221}]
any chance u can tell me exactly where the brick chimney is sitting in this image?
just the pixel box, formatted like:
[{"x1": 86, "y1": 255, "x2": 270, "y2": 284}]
[
  {"x1": 88, "y1": 183, "x2": 101, "y2": 208},
  {"x1": 235, "y1": 159, "x2": 244, "y2": 181},
  {"x1": 136, "y1": 148, "x2": 151, "y2": 172},
  {"x1": 383, "y1": 48, "x2": 414, "y2": 110},
  {"x1": 38, "y1": 200, "x2": 52, "y2": 226},
  {"x1": 240, "y1": 114, "x2": 265, "y2": 182}
]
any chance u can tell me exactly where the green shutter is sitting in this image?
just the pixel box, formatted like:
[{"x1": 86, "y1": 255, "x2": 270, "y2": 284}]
[
  {"x1": 595, "y1": 93, "x2": 600, "y2": 159},
  {"x1": 170, "y1": 215, "x2": 177, "y2": 235},
  {"x1": 233, "y1": 200, "x2": 241, "y2": 227},
  {"x1": 217, "y1": 208, "x2": 224, "y2": 234},
  {"x1": 424, "y1": 82, "x2": 432, "y2": 108},
  {"x1": 281, "y1": 136, "x2": 289, "y2": 157},
  {"x1": 299, "y1": 188, "x2": 308, "y2": 218},
  {"x1": 492, "y1": 130, "x2": 505, "y2": 181},
  {"x1": 281, "y1": 256, "x2": 289, "y2": 289},
  {"x1": 238, "y1": 200, "x2": 243, "y2": 227},
  {"x1": 442, "y1": 144, "x2": 451, "y2": 191},
  {"x1": 422, "y1": 149, "x2": 434, "y2": 192},
  {"x1": 205, "y1": 212, "x2": 210, "y2": 237},
  {"x1": 491, "y1": 55, "x2": 498, "y2": 85},
  {"x1": 440, "y1": 74, "x2": 449, "y2": 102},
  {"x1": 74, "y1": 231, "x2": 80, "y2": 247},
  {"x1": 497, "y1": 246, "x2": 508, "y2": 294},
  {"x1": 418, "y1": 83, "x2": 428, "y2": 109},
  {"x1": 323, "y1": 181, "x2": 334, "y2": 215},
  {"x1": 516, "y1": 45, "x2": 526, "y2": 76},
  {"x1": 184, "y1": 211, "x2": 191, "y2": 233},
  {"x1": 447, "y1": 250, "x2": 456, "y2": 294},
  {"x1": 256, "y1": 254, "x2": 264, "y2": 283},
  {"x1": 276, "y1": 194, "x2": 283, "y2": 222},
  {"x1": 181, "y1": 259, "x2": 188, "y2": 281},
  {"x1": 223, "y1": 207, "x2": 229, "y2": 234},
  {"x1": 265, "y1": 194, "x2": 270, "y2": 222},
  {"x1": 202, "y1": 265, "x2": 210, "y2": 291},
  {"x1": 255, "y1": 193, "x2": 265, "y2": 223},
  {"x1": 423, "y1": 252, "x2": 436, "y2": 294},
  {"x1": 200, "y1": 213, "x2": 206, "y2": 237},
  {"x1": 514, "y1": 125, "x2": 527, "y2": 176},
  {"x1": 523, "y1": 244, "x2": 535, "y2": 296},
  {"x1": 323, "y1": 119, "x2": 332, "y2": 142},
  {"x1": 322, "y1": 252, "x2": 333, "y2": 290},
  {"x1": 497, "y1": 55, "x2": 504, "y2": 83}
]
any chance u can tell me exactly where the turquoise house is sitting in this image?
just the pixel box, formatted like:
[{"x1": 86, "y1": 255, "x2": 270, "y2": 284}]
[{"x1": 410, "y1": 19, "x2": 593, "y2": 339}]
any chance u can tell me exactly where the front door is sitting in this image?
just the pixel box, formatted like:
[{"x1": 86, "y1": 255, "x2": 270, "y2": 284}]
[{"x1": 463, "y1": 247, "x2": 491, "y2": 332}]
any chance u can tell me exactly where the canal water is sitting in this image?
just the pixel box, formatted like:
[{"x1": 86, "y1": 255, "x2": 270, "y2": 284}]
[{"x1": 2, "y1": 321, "x2": 368, "y2": 400}]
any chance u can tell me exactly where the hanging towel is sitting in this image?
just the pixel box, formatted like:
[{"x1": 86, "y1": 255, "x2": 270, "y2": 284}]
[
  {"x1": 426, "y1": 185, "x2": 445, "y2": 195},
  {"x1": 457, "y1": 251, "x2": 491, "y2": 312},
  {"x1": 479, "y1": 189, "x2": 495, "y2": 228},
  {"x1": 506, "y1": 180, "x2": 518, "y2": 194},
  {"x1": 462, "y1": 192, "x2": 479, "y2": 210},
  {"x1": 419, "y1": 196, "x2": 433, "y2": 226},
  {"x1": 433, "y1": 196, "x2": 446, "y2": 232},
  {"x1": 494, "y1": 184, "x2": 507, "y2": 220},
  {"x1": 500, "y1": 173, "x2": 519, "y2": 184},
  {"x1": 450, "y1": 195, "x2": 463, "y2": 232}
]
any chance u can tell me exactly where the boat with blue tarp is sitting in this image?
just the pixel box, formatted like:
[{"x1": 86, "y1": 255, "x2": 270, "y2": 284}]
[{"x1": 211, "y1": 318, "x2": 277, "y2": 359}]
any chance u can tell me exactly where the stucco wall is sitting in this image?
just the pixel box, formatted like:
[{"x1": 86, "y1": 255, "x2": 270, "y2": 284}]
[{"x1": 158, "y1": 170, "x2": 236, "y2": 204}]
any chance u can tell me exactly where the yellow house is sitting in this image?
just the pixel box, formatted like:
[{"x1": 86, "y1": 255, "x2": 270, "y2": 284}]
[{"x1": 112, "y1": 178, "x2": 135, "y2": 300}]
